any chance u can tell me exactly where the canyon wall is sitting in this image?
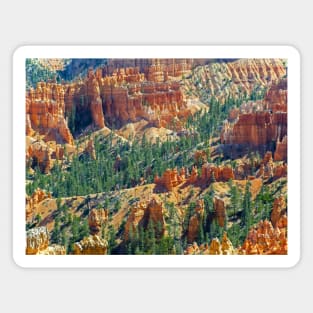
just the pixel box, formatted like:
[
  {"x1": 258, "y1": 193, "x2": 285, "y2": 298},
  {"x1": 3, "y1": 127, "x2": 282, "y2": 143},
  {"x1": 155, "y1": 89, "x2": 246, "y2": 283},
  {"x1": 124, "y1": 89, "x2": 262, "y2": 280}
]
[{"x1": 221, "y1": 79, "x2": 287, "y2": 160}]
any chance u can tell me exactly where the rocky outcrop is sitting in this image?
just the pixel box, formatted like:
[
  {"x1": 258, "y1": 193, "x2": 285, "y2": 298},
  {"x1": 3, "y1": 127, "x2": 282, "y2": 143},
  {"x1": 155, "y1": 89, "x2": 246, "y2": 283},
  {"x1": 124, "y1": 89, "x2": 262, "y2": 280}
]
[
  {"x1": 209, "y1": 238, "x2": 222, "y2": 255},
  {"x1": 182, "y1": 59, "x2": 286, "y2": 103},
  {"x1": 124, "y1": 198, "x2": 166, "y2": 240},
  {"x1": 221, "y1": 232, "x2": 235, "y2": 254},
  {"x1": 273, "y1": 163, "x2": 287, "y2": 179},
  {"x1": 154, "y1": 168, "x2": 186, "y2": 191},
  {"x1": 201, "y1": 163, "x2": 235, "y2": 183},
  {"x1": 213, "y1": 197, "x2": 227, "y2": 227},
  {"x1": 88, "y1": 208, "x2": 108, "y2": 235},
  {"x1": 271, "y1": 196, "x2": 287, "y2": 227},
  {"x1": 221, "y1": 111, "x2": 287, "y2": 147},
  {"x1": 100, "y1": 78, "x2": 187, "y2": 129},
  {"x1": 26, "y1": 188, "x2": 51, "y2": 221},
  {"x1": 104, "y1": 59, "x2": 201, "y2": 78},
  {"x1": 274, "y1": 135, "x2": 287, "y2": 161},
  {"x1": 26, "y1": 140, "x2": 53, "y2": 173},
  {"x1": 73, "y1": 208, "x2": 108, "y2": 255},
  {"x1": 184, "y1": 233, "x2": 234, "y2": 255},
  {"x1": 155, "y1": 164, "x2": 235, "y2": 191},
  {"x1": 221, "y1": 77, "x2": 287, "y2": 160},
  {"x1": 73, "y1": 235, "x2": 108, "y2": 255},
  {"x1": 26, "y1": 226, "x2": 65, "y2": 255},
  {"x1": 264, "y1": 79, "x2": 287, "y2": 112},
  {"x1": 184, "y1": 242, "x2": 209, "y2": 255},
  {"x1": 239, "y1": 218, "x2": 287, "y2": 255},
  {"x1": 26, "y1": 83, "x2": 74, "y2": 144},
  {"x1": 187, "y1": 200, "x2": 204, "y2": 243},
  {"x1": 26, "y1": 227, "x2": 49, "y2": 254}
]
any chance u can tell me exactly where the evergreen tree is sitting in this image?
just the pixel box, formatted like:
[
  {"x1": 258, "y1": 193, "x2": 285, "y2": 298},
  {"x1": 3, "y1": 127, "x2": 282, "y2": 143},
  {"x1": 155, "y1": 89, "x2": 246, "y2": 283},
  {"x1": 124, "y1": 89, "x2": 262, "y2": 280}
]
[{"x1": 242, "y1": 180, "x2": 252, "y2": 234}]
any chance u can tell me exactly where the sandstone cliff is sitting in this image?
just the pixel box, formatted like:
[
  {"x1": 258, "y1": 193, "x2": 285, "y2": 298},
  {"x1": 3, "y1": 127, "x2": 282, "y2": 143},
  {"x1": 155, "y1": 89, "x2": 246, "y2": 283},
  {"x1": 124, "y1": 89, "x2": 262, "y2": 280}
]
[
  {"x1": 221, "y1": 78, "x2": 287, "y2": 160},
  {"x1": 26, "y1": 83, "x2": 74, "y2": 144}
]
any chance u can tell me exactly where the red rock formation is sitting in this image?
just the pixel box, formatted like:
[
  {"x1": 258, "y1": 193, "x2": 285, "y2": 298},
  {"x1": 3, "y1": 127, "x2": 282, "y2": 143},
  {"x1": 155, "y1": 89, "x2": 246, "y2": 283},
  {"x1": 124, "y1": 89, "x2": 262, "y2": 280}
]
[
  {"x1": 73, "y1": 208, "x2": 109, "y2": 255},
  {"x1": 213, "y1": 197, "x2": 227, "y2": 227},
  {"x1": 124, "y1": 198, "x2": 166, "y2": 240},
  {"x1": 271, "y1": 196, "x2": 287, "y2": 227},
  {"x1": 221, "y1": 77, "x2": 287, "y2": 160},
  {"x1": 257, "y1": 151, "x2": 274, "y2": 178},
  {"x1": 100, "y1": 78, "x2": 187, "y2": 129},
  {"x1": 26, "y1": 83, "x2": 74, "y2": 145},
  {"x1": 221, "y1": 111, "x2": 287, "y2": 146},
  {"x1": 27, "y1": 141, "x2": 53, "y2": 173},
  {"x1": 273, "y1": 163, "x2": 287, "y2": 179},
  {"x1": 184, "y1": 232, "x2": 235, "y2": 255},
  {"x1": 264, "y1": 79, "x2": 287, "y2": 113},
  {"x1": 26, "y1": 188, "x2": 51, "y2": 221},
  {"x1": 88, "y1": 208, "x2": 108, "y2": 235},
  {"x1": 124, "y1": 203, "x2": 146, "y2": 241},
  {"x1": 187, "y1": 166, "x2": 198, "y2": 184},
  {"x1": 239, "y1": 218, "x2": 287, "y2": 255},
  {"x1": 155, "y1": 164, "x2": 235, "y2": 190},
  {"x1": 194, "y1": 150, "x2": 207, "y2": 165},
  {"x1": 154, "y1": 168, "x2": 185, "y2": 191},
  {"x1": 86, "y1": 69, "x2": 105, "y2": 129},
  {"x1": 187, "y1": 199, "x2": 204, "y2": 243},
  {"x1": 26, "y1": 226, "x2": 65, "y2": 255},
  {"x1": 201, "y1": 163, "x2": 235, "y2": 183},
  {"x1": 274, "y1": 135, "x2": 287, "y2": 161}
]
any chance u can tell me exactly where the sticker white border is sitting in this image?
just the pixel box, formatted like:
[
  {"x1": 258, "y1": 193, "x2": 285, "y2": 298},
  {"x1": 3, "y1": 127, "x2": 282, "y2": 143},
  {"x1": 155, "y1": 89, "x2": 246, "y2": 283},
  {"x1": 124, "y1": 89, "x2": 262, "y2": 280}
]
[{"x1": 13, "y1": 45, "x2": 300, "y2": 268}]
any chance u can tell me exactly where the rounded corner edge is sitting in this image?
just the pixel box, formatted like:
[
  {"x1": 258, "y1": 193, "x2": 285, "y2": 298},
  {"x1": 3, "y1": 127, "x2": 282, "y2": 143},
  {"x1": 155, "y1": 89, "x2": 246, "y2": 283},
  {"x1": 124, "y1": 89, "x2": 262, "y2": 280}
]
[
  {"x1": 12, "y1": 251, "x2": 28, "y2": 269},
  {"x1": 284, "y1": 44, "x2": 301, "y2": 61},
  {"x1": 12, "y1": 45, "x2": 30, "y2": 62},
  {"x1": 285, "y1": 250, "x2": 302, "y2": 269}
]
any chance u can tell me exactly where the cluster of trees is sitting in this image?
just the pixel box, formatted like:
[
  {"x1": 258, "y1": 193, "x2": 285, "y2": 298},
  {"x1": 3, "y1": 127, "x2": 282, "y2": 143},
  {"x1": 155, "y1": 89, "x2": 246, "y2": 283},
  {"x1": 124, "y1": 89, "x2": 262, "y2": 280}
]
[
  {"x1": 124, "y1": 221, "x2": 177, "y2": 255},
  {"x1": 26, "y1": 59, "x2": 58, "y2": 89},
  {"x1": 25, "y1": 79, "x2": 282, "y2": 253},
  {"x1": 49, "y1": 199, "x2": 88, "y2": 253},
  {"x1": 26, "y1": 58, "x2": 108, "y2": 90}
]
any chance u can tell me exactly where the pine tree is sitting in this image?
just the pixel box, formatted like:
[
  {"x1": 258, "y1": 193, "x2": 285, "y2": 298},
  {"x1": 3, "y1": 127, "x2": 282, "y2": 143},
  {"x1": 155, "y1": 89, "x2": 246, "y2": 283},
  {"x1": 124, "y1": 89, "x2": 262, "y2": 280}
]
[
  {"x1": 242, "y1": 180, "x2": 252, "y2": 234},
  {"x1": 51, "y1": 216, "x2": 61, "y2": 244},
  {"x1": 80, "y1": 219, "x2": 89, "y2": 238}
]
